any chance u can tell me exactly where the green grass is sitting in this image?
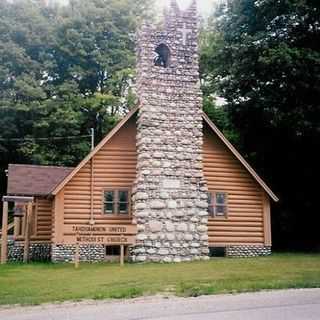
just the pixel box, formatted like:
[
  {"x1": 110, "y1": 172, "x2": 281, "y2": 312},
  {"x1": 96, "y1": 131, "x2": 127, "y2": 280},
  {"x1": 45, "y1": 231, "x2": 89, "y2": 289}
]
[{"x1": 0, "y1": 254, "x2": 319, "y2": 306}]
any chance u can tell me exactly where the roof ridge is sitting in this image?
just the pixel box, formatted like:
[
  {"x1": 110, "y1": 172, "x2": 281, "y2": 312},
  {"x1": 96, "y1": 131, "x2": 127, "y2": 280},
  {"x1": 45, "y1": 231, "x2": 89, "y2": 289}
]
[
  {"x1": 9, "y1": 164, "x2": 74, "y2": 170},
  {"x1": 202, "y1": 112, "x2": 279, "y2": 202},
  {"x1": 52, "y1": 106, "x2": 139, "y2": 195}
]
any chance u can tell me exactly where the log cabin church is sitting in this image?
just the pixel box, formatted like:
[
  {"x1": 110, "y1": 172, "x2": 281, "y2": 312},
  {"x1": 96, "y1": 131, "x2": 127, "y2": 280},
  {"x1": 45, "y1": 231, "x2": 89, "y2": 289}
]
[{"x1": 1, "y1": 1, "x2": 278, "y2": 264}]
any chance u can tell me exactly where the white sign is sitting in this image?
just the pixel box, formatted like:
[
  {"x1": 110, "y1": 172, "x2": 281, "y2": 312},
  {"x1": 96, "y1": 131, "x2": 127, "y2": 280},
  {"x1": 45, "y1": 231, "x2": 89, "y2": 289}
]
[{"x1": 163, "y1": 179, "x2": 181, "y2": 189}]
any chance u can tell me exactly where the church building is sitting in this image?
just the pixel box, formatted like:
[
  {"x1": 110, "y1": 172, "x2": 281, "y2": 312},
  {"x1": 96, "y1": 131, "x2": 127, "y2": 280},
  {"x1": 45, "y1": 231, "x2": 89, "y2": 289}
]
[{"x1": 1, "y1": 1, "x2": 278, "y2": 263}]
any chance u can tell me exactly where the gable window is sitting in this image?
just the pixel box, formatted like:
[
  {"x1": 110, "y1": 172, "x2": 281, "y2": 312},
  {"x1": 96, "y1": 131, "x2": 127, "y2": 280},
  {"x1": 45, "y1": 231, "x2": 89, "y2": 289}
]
[
  {"x1": 208, "y1": 192, "x2": 228, "y2": 218},
  {"x1": 103, "y1": 190, "x2": 130, "y2": 215}
]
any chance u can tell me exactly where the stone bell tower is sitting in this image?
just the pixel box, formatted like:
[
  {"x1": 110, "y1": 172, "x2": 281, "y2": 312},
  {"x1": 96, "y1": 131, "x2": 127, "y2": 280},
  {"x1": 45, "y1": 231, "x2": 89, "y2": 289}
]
[{"x1": 131, "y1": 0, "x2": 209, "y2": 262}]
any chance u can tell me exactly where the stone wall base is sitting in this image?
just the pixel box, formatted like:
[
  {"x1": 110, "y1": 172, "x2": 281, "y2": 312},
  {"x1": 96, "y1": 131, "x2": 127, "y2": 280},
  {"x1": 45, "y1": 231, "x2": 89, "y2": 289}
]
[
  {"x1": 51, "y1": 244, "x2": 105, "y2": 263},
  {"x1": 8, "y1": 241, "x2": 51, "y2": 262},
  {"x1": 225, "y1": 245, "x2": 272, "y2": 258},
  {"x1": 130, "y1": 245, "x2": 210, "y2": 263},
  {"x1": 6, "y1": 242, "x2": 271, "y2": 262}
]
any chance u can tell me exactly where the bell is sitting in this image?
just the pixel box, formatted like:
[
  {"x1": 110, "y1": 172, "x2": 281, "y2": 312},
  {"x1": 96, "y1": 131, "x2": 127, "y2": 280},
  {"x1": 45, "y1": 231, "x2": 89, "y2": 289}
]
[{"x1": 13, "y1": 204, "x2": 25, "y2": 217}]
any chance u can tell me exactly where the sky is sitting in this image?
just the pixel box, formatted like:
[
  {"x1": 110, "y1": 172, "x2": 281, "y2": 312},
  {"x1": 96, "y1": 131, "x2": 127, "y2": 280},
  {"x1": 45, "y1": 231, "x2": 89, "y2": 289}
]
[
  {"x1": 50, "y1": 0, "x2": 216, "y2": 17},
  {"x1": 157, "y1": 0, "x2": 216, "y2": 16}
]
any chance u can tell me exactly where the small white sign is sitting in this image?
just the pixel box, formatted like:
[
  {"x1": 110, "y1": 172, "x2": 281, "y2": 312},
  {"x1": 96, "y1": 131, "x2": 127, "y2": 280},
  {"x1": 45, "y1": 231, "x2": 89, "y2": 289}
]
[{"x1": 163, "y1": 179, "x2": 180, "y2": 189}]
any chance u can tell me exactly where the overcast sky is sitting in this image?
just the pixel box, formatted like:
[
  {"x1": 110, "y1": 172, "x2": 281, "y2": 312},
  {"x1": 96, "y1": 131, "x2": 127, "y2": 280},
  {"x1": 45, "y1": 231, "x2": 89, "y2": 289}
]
[
  {"x1": 40, "y1": 0, "x2": 216, "y2": 17},
  {"x1": 45, "y1": 0, "x2": 216, "y2": 17},
  {"x1": 52, "y1": 0, "x2": 216, "y2": 16},
  {"x1": 157, "y1": 0, "x2": 216, "y2": 16}
]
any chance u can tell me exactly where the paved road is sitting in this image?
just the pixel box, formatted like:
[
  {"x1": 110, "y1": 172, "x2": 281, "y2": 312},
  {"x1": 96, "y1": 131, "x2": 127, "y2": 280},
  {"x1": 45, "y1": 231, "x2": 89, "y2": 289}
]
[{"x1": 1, "y1": 289, "x2": 320, "y2": 320}]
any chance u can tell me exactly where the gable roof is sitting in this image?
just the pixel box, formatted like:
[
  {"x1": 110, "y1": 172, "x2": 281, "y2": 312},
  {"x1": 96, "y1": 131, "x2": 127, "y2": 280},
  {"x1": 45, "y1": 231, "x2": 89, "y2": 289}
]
[
  {"x1": 202, "y1": 113, "x2": 279, "y2": 202},
  {"x1": 52, "y1": 106, "x2": 279, "y2": 202},
  {"x1": 52, "y1": 106, "x2": 139, "y2": 195},
  {"x1": 7, "y1": 164, "x2": 73, "y2": 197}
]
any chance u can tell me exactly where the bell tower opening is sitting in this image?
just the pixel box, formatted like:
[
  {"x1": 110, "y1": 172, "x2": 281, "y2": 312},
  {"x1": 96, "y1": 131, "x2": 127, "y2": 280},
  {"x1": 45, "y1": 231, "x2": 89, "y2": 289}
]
[{"x1": 154, "y1": 44, "x2": 170, "y2": 68}]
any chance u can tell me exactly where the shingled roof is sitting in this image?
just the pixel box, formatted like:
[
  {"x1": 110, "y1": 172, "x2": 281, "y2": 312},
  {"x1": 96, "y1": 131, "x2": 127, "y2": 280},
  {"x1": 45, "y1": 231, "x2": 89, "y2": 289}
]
[{"x1": 7, "y1": 164, "x2": 74, "y2": 197}]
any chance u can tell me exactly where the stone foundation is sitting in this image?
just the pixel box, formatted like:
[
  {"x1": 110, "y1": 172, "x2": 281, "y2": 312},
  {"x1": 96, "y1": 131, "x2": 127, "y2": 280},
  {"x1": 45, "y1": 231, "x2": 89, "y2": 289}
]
[
  {"x1": 51, "y1": 244, "x2": 105, "y2": 263},
  {"x1": 8, "y1": 241, "x2": 51, "y2": 262},
  {"x1": 130, "y1": 243, "x2": 209, "y2": 263},
  {"x1": 225, "y1": 246, "x2": 272, "y2": 258},
  {"x1": 5, "y1": 242, "x2": 271, "y2": 262}
]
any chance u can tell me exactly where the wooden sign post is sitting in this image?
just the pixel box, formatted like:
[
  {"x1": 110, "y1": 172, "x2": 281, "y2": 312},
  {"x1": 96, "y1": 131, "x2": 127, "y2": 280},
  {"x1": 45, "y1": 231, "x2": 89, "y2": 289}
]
[
  {"x1": 74, "y1": 232, "x2": 80, "y2": 269},
  {"x1": 1, "y1": 201, "x2": 9, "y2": 264},
  {"x1": 74, "y1": 244, "x2": 80, "y2": 269},
  {"x1": 120, "y1": 244, "x2": 124, "y2": 266}
]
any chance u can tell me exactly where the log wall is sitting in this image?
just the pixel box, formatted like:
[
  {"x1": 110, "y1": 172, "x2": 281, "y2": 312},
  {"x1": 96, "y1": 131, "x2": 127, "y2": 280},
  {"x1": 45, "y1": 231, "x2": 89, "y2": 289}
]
[
  {"x1": 51, "y1": 116, "x2": 271, "y2": 247},
  {"x1": 61, "y1": 115, "x2": 137, "y2": 236},
  {"x1": 34, "y1": 198, "x2": 53, "y2": 241},
  {"x1": 203, "y1": 123, "x2": 270, "y2": 247}
]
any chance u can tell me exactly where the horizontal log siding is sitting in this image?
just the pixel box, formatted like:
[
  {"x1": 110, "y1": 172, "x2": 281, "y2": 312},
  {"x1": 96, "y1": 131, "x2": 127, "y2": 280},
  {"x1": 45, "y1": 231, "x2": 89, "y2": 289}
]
[
  {"x1": 58, "y1": 116, "x2": 269, "y2": 246},
  {"x1": 203, "y1": 124, "x2": 266, "y2": 246},
  {"x1": 63, "y1": 116, "x2": 137, "y2": 226},
  {"x1": 34, "y1": 198, "x2": 53, "y2": 240}
]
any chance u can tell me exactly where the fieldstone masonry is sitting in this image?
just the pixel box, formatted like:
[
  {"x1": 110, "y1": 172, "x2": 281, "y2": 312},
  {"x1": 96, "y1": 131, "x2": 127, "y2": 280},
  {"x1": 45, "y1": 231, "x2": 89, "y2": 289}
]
[
  {"x1": 52, "y1": 244, "x2": 105, "y2": 263},
  {"x1": 226, "y1": 246, "x2": 272, "y2": 258},
  {"x1": 7, "y1": 242, "x2": 106, "y2": 263},
  {"x1": 131, "y1": 1, "x2": 209, "y2": 262},
  {"x1": 8, "y1": 241, "x2": 51, "y2": 262}
]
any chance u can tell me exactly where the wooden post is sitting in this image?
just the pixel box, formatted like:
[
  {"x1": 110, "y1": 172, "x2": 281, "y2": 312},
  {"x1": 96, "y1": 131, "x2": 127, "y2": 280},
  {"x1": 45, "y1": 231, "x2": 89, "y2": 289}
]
[
  {"x1": 120, "y1": 245, "x2": 124, "y2": 266},
  {"x1": 74, "y1": 232, "x2": 80, "y2": 269},
  {"x1": 263, "y1": 193, "x2": 272, "y2": 246},
  {"x1": 23, "y1": 203, "x2": 32, "y2": 263},
  {"x1": 53, "y1": 191, "x2": 64, "y2": 244},
  {"x1": 1, "y1": 201, "x2": 9, "y2": 264},
  {"x1": 75, "y1": 243, "x2": 80, "y2": 269}
]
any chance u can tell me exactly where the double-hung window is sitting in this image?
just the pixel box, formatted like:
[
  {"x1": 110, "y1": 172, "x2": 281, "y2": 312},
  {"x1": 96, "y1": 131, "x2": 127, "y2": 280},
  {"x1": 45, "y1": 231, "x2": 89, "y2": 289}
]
[
  {"x1": 103, "y1": 190, "x2": 130, "y2": 215},
  {"x1": 208, "y1": 192, "x2": 228, "y2": 218}
]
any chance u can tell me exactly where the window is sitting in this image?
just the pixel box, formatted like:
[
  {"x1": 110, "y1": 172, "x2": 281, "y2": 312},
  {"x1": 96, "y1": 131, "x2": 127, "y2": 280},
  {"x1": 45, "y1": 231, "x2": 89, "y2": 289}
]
[
  {"x1": 154, "y1": 43, "x2": 170, "y2": 68},
  {"x1": 208, "y1": 192, "x2": 228, "y2": 218},
  {"x1": 104, "y1": 191, "x2": 114, "y2": 214},
  {"x1": 106, "y1": 246, "x2": 120, "y2": 256},
  {"x1": 103, "y1": 190, "x2": 130, "y2": 215},
  {"x1": 209, "y1": 247, "x2": 226, "y2": 257},
  {"x1": 105, "y1": 246, "x2": 128, "y2": 260}
]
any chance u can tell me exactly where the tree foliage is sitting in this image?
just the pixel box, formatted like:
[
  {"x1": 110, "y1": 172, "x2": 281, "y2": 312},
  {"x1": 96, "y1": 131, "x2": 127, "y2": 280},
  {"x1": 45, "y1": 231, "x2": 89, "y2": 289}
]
[
  {"x1": 200, "y1": 26, "x2": 239, "y2": 144},
  {"x1": 0, "y1": 0, "x2": 154, "y2": 204},
  {"x1": 201, "y1": 0, "x2": 320, "y2": 250}
]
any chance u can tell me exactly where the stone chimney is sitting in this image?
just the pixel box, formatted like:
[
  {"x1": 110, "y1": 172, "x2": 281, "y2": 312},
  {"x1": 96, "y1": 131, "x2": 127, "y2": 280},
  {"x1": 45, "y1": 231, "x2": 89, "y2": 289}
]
[{"x1": 131, "y1": 0, "x2": 209, "y2": 263}]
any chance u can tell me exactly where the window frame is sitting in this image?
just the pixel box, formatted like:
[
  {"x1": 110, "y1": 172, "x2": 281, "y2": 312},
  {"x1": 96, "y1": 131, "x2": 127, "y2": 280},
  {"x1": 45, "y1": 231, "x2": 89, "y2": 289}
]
[
  {"x1": 102, "y1": 188, "x2": 131, "y2": 218},
  {"x1": 207, "y1": 191, "x2": 228, "y2": 219}
]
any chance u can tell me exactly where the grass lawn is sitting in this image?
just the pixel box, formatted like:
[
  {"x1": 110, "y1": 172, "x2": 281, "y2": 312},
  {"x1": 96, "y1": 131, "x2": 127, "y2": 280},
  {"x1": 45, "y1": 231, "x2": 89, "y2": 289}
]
[{"x1": 0, "y1": 253, "x2": 319, "y2": 306}]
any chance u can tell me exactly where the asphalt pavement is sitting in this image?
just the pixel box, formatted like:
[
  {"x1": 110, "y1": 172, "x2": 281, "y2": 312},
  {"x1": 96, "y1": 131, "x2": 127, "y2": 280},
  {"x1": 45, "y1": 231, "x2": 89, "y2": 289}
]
[{"x1": 0, "y1": 288, "x2": 319, "y2": 320}]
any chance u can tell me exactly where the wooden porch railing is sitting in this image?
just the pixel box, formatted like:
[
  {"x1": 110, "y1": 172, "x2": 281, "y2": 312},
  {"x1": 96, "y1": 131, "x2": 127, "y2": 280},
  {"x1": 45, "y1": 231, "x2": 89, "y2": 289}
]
[{"x1": 0, "y1": 222, "x2": 14, "y2": 238}]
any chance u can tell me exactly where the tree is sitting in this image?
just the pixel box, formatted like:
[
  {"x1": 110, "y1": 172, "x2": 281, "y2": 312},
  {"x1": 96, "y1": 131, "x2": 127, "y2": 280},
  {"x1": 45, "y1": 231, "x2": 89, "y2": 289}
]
[
  {"x1": 201, "y1": 0, "x2": 320, "y2": 250},
  {"x1": 200, "y1": 26, "x2": 239, "y2": 144},
  {"x1": 0, "y1": 0, "x2": 154, "y2": 218},
  {"x1": 0, "y1": 0, "x2": 153, "y2": 165}
]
